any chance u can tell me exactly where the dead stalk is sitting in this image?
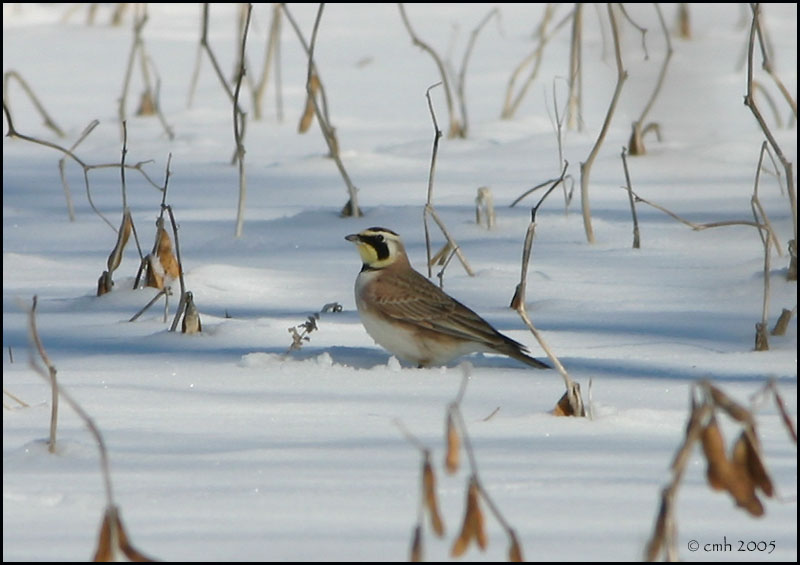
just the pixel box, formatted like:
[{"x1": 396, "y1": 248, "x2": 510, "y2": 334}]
[
  {"x1": 233, "y1": 4, "x2": 252, "y2": 238},
  {"x1": 745, "y1": 4, "x2": 797, "y2": 280},
  {"x1": 628, "y1": 4, "x2": 672, "y2": 155},
  {"x1": 423, "y1": 84, "x2": 474, "y2": 281},
  {"x1": 580, "y1": 4, "x2": 627, "y2": 244},
  {"x1": 282, "y1": 3, "x2": 362, "y2": 217},
  {"x1": 2, "y1": 70, "x2": 65, "y2": 137},
  {"x1": 399, "y1": 3, "x2": 463, "y2": 138}
]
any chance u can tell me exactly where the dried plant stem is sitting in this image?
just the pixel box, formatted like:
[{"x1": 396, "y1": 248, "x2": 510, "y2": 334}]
[
  {"x1": 27, "y1": 297, "x2": 58, "y2": 453},
  {"x1": 501, "y1": 6, "x2": 571, "y2": 119},
  {"x1": 282, "y1": 3, "x2": 362, "y2": 217},
  {"x1": 423, "y1": 84, "x2": 473, "y2": 281},
  {"x1": 3, "y1": 102, "x2": 162, "y2": 229},
  {"x1": 621, "y1": 148, "x2": 641, "y2": 248},
  {"x1": 59, "y1": 120, "x2": 99, "y2": 222},
  {"x1": 580, "y1": 4, "x2": 627, "y2": 244},
  {"x1": 253, "y1": 3, "x2": 283, "y2": 121},
  {"x1": 566, "y1": 4, "x2": 583, "y2": 131},
  {"x1": 455, "y1": 7, "x2": 498, "y2": 137},
  {"x1": 628, "y1": 4, "x2": 672, "y2": 155},
  {"x1": 118, "y1": 5, "x2": 173, "y2": 140},
  {"x1": 745, "y1": 4, "x2": 797, "y2": 280},
  {"x1": 233, "y1": 4, "x2": 252, "y2": 238},
  {"x1": 399, "y1": 3, "x2": 463, "y2": 138},
  {"x1": 2, "y1": 70, "x2": 64, "y2": 137}
]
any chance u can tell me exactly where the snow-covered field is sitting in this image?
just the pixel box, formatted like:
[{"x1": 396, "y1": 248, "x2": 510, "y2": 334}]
[{"x1": 3, "y1": 3, "x2": 796, "y2": 562}]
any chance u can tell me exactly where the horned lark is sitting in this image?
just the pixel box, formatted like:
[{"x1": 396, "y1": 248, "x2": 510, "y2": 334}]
[{"x1": 345, "y1": 227, "x2": 549, "y2": 369}]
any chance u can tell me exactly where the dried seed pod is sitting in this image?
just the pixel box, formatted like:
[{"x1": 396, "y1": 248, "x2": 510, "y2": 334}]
[
  {"x1": 445, "y1": 411, "x2": 460, "y2": 475},
  {"x1": 422, "y1": 456, "x2": 445, "y2": 537},
  {"x1": 507, "y1": 528, "x2": 524, "y2": 562},
  {"x1": 409, "y1": 524, "x2": 423, "y2": 562},
  {"x1": 731, "y1": 430, "x2": 773, "y2": 498},
  {"x1": 700, "y1": 415, "x2": 731, "y2": 491}
]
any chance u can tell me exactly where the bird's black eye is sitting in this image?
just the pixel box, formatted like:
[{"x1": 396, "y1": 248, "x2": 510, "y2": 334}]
[{"x1": 375, "y1": 234, "x2": 384, "y2": 242}]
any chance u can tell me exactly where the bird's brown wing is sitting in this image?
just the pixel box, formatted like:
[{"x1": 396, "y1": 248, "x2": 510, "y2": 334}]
[{"x1": 370, "y1": 267, "x2": 523, "y2": 347}]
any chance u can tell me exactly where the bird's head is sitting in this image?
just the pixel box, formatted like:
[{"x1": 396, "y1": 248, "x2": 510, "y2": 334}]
[{"x1": 345, "y1": 227, "x2": 407, "y2": 270}]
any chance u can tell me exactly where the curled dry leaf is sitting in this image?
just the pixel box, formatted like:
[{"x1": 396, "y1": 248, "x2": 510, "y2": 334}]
[
  {"x1": 700, "y1": 415, "x2": 730, "y2": 491},
  {"x1": 155, "y1": 226, "x2": 179, "y2": 281},
  {"x1": 181, "y1": 292, "x2": 202, "y2": 334},
  {"x1": 107, "y1": 211, "x2": 133, "y2": 273},
  {"x1": 144, "y1": 254, "x2": 164, "y2": 290},
  {"x1": 136, "y1": 89, "x2": 156, "y2": 116},
  {"x1": 700, "y1": 414, "x2": 765, "y2": 517},
  {"x1": 452, "y1": 478, "x2": 487, "y2": 557},
  {"x1": 707, "y1": 383, "x2": 753, "y2": 425},
  {"x1": 97, "y1": 270, "x2": 113, "y2": 297},
  {"x1": 422, "y1": 456, "x2": 445, "y2": 537},
  {"x1": 731, "y1": 430, "x2": 773, "y2": 498},
  {"x1": 298, "y1": 73, "x2": 320, "y2": 133},
  {"x1": 445, "y1": 411, "x2": 460, "y2": 474}
]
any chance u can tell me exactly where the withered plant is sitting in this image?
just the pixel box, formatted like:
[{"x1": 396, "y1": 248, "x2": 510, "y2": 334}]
[
  {"x1": 501, "y1": 5, "x2": 572, "y2": 120},
  {"x1": 743, "y1": 4, "x2": 797, "y2": 281},
  {"x1": 621, "y1": 140, "x2": 791, "y2": 351},
  {"x1": 118, "y1": 4, "x2": 174, "y2": 140},
  {"x1": 627, "y1": 4, "x2": 672, "y2": 156},
  {"x1": 421, "y1": 83, "x2": 474, "y2": 286},
  {"x1": 400, "y1": 368, "x2": 526, "y2": 562},
  {"x1": 286, "y1": 302, "x2": 343, "y2": 354},
  {"x1": 2, "y1": 103, "x2": 162, "y2": 226},
  {"x1": 509, "y1": 163, "x2": 585, "y2": 418},
  {"x1": 282, "y1": 3, "x2": 362, "y2": 217},
  {"x1": 644, "y1": 379, "x2": 795, "y2": 561},
  {"x1": 26, "y1": 296, "x2": 158, "y2": 561}
]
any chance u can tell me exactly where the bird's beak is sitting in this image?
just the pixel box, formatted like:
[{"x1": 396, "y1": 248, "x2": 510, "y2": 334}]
[{"x1": 345, "y1": 233, "x2": 360, "y2": 243}]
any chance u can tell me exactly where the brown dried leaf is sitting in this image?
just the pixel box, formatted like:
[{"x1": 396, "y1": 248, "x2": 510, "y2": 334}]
[
  {"x1": 731, "y1": 430, "x2": 774, "y2": 498},
  {"x1": 107, "y1": 211, "x2": 133, "y2": 273},
  {"x1": 155, "y1": 226, "x2": 179, "y2": 281},
  {"x1": 707, "y1": 384, "x2": 753, "y2": 425},
  {"x1": 467, "y1": 479, "x2": 488, "y2": 551},
  {"x1": 298, "y1": 73, "x2": 320, "y2": 133},
  {"x1": 97, "y1": 270, "x2": 113, "y2": 296},
  {"x1": 136, "y1": 90, "x2": 156, "y2": 116},
  {"x1": 445, "y1": 412, "x2": 460, "y2": 474},
  {"x1": 551, "y1": 388, "x2": 581, "y2": 417},
  {"x1": 700, "y1": 415, "x2": 731, "y2": 491},
  {"x1": 144, "y1": 254, "x2": 164, "y2": 290},
  {"x1": 181, "y1": 292, "x2": 202, "y2": 334},
  {"x1": 725, "y1": 464, "x2": 764, "y2": 517},
  {"x1": 422, "y1": 457, "x2": 445, "y2": 537},
  {"x1": 451, "y1": 480, "x2": 479, "y2": 557}
]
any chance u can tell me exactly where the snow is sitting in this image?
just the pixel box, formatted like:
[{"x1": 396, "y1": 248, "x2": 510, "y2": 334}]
[{"x1": 3, "y1": 3, "x2": 797, "y2": 562}]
